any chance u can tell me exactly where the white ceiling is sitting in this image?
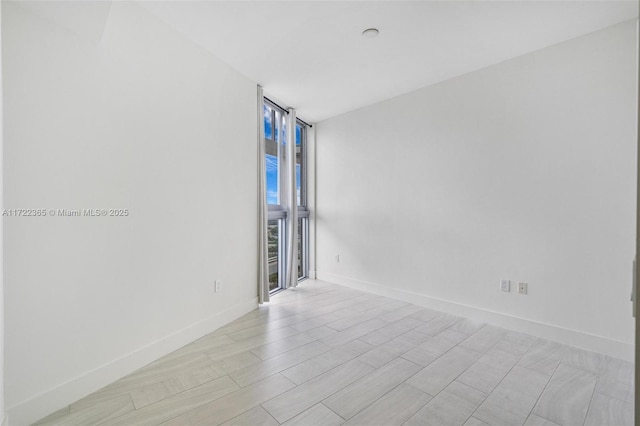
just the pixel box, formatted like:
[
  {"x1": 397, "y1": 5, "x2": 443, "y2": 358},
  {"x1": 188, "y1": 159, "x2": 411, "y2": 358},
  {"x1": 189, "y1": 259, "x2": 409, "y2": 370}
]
[
  {"x1": 15, "y1": 1, "x2": 639, "y2": 122},
  {"x1": 139, "y1": 1, "x2": 638, "y2": 122}
]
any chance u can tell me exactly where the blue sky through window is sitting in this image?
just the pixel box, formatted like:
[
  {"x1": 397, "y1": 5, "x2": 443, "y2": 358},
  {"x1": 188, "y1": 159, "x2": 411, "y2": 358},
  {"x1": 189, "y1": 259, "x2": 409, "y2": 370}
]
[
  {"x1": 264, "y1": 105, "x2": 272, "y2": 139},
  {"x1": 264, "y1": 106, "x2": 303, "y2": 205},
  {"x1": 266, "y1": 154, "x2": 278, "y2": 204}
]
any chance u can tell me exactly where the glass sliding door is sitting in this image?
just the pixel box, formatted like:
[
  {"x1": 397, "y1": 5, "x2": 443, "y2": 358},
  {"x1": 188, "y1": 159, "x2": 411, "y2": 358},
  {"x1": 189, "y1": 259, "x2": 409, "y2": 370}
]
[
  {"x1": 267, "y1": 219, "x2": 285, "y2": 291},
  {"x1": 296, "y1": 123, "x2": 309, "y2": 281},
  {"x1": 263, "y1": 100, "x2": 309, "y2": 293},
  {"x1": 297, "y1": 217, "x2": 309, "y2": 279},
  {"x1": 265, "y1": 102, "x2": 286, "y2": 292}
]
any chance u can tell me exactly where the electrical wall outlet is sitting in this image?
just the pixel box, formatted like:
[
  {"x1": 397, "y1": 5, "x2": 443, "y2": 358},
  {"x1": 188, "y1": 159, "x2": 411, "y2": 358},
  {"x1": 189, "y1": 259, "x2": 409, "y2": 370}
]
[
  {"x1": 335, "y1": 254, "x2": 340, "y2": 263},
  {"x1": 215, "y1": 280, "x2": 221, "y2": 292},
  {"x1": 500, "y1": 279, "x2": 511, "y2": 292},
  {"x1": 518, "y1": 282, "x2": 528, "y2": 295}
]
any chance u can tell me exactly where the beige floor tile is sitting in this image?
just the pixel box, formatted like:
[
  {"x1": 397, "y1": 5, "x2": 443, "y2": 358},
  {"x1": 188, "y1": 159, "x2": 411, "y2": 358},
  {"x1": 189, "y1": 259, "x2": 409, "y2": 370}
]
[
  {"x1": 405, "y1": 381, "x2": 486, "y2": 426},
  {"x1": 280, "y1": 339, "x2": 374, "y2": 385},
  {"x1": 495, "y1": 332, "x2": 537, "y2": 355},
  {"x1": 250, "y1": 332, "x2": 319, "y2": 360},
  {"x1": 282, "y1": 404, "x2": 345, "y2": 426},
  {"x1": 42, "y1": 395, "x2": 134, "y2": 426},
  {"x1": 162, "y1": 374, "x2": 295, "y2": 426},
  {"x1": 159, "y1": 334, "x2": 236, "y2": 364},
  {"x1": 524, "y1": 414, "x2": 560, "y2": 426},
  {"x1": 358, "y1": 330, "x2": 431, "y2": 368},
  {"x1": 436, "y1": 328, "x2": 469, "y2": 344},
  {"x1": 401, "y1": 334, "x2": 458, "y2": 366},
  {"x1": 476, "y1": 345, "x2": 521, "y2": 370},
  {"x1": 474, "y1": 366, "x2": 549, "y2": 426},
  {"x1": 129, "y1": 382, "x2": 171, "y2": 409},
  {"x1": 457, "y1": 358, "x2": 511, "y2": 394},
  {"x1": 327, "y1": 307, "x2": 391, "y2": 331},
  {"x1": 379, "y1": 303, "x2": 424, "y2": 323},
  {"x1": 32, "y1": 407, "x2": 71, "y2": 426},
  {"x1": 211, "y1": 351, "x2": 262, "y2": 375},
  {"x1": 459, "y1": 325, "x2": 507, "y2": 353},
  {"x1": 406, "y1": 346, "x2": 482, "y2": 396},
  {"x1": 290, "y1": 308, "x2": 359, "y2": 332},
  {"x1": 584, "y1": 392, "x2": 633, "y2": 426},
  {"x1": 450, "y1": 319, "x2": 486, "y2": 336},
  {"x1": 463, "y1": 417, "x2": 489, "y2": 426},
  {"x1": 220, "y1": 406, "x2": 279, "y2": 426},
  {"x1": 344, "y1": 383, "x2": 432, "y2": 426},
  {"x1": 320, "y1": 318, "x2": 389, "y2": 347},
  {"x1": 324, "y1": 357, "x2": 422, "y2": 419},
  {"x1": 231, "y1": 340, "x2": 331, "y2": 386},
  {"x1": 561, "y1": 346, "x2": 604, "y2": 373},
  {"x1": 597, "y1": 356, "x2": 634, "y2": 403},
  {"x1": 102, "y1": 376, "x2": 239, "y2": 426},
  {"x1": 262, "y1": 359, "x2": 374, "y2": 423},
  {"x1": 206, "y1": 333, "x2": 291, "y2": 362},
  {"x1": 226, "y1": 323, "x2": 299, "y2": 343},
  {"x1": 533, "y1": 364, "x2": 596, "y2": 425},
  {"x1": 33, "y1": 282, "x2": 632, "y2": 426},
  {"x1": 414, "y1": 314, "x2": 462, "y2": 336},
  {"x1": 517, "y1": 339, "x2": 566, "y2": 376},
  {"x1": 409, "y1": 308, "x2": 443, "y2": 323},
  {"x1": 359, "y1": 317, "x2": 423, "y2": 346},
  {"x1": 75, "y1": 353, "x2": 224, "y2": 410},
  {"x1": 401, "y1": 347, "x2": 438, "y2": 367}
]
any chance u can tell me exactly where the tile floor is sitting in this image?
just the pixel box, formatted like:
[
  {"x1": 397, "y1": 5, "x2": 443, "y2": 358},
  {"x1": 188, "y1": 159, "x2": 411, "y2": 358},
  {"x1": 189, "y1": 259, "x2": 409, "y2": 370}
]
[{"x1": 35, "y1": 281, "x2": 634, "y2": 426}]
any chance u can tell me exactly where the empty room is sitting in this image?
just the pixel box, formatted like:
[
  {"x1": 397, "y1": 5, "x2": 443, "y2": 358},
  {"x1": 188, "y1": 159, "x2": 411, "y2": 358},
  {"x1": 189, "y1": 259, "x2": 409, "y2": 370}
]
[{"x1": 1, "y1": 1, "x2": 638, "y2": 425}]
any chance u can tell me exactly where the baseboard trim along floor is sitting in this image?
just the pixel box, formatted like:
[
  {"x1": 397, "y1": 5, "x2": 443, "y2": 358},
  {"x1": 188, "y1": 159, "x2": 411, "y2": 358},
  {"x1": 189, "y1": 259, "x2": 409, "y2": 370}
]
[
  {"x1": 7, "y1": 296, "x2": 259, "y2": 426},
  {"x1": 30, "y1": 281, "x2": 633, "y2": 425},
  {"x1": 316, "y1": 272, "x2": 633, "y2": 362}
]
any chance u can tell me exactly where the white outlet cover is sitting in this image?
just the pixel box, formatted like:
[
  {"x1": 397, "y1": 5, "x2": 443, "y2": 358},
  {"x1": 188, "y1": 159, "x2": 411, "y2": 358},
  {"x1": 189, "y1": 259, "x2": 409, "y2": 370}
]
[
  {"x1": 500, "y1": 279, "x2": 510, "y2": 292},
  {"x1": 518, "y1": 282, "x2": 528, "y2": 295}
]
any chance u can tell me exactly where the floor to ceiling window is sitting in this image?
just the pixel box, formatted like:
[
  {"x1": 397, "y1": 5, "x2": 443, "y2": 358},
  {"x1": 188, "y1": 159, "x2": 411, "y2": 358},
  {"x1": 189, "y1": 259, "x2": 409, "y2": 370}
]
[
  {"x1": 264, "y1": 99, "x2": 309, "y2": 292},
  {"x1": 296, "y1": 123, "x2": 309, "y2": 280}
]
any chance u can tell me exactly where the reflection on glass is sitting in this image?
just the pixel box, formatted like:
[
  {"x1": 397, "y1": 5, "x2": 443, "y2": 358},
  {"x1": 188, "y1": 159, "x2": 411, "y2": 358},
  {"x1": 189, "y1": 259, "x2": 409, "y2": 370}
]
[
  {"x1": 296, "y1": 164, "x2": 301, "y2": 206},
  {"x1": 264, "y1": 105, "x2": 272, "y2": 140},
  {"x1": 264, "y1": 104, "x2": 309, "y2": 289},
  {"x1": 297, "y1": 218, "x2": 304, "y2": 278},
  {"x1": 296, "y1": 124, "x2": 303, "y2": 206},
  {"x1": 278, "y1": 116, "x2": 285, "y2": 144},
  {"x1": 268, "y1": 220, "x2": 280, "y2": 291},
  {"x1": 266, "y1": 154, "x2": 278, "y2": 205}
]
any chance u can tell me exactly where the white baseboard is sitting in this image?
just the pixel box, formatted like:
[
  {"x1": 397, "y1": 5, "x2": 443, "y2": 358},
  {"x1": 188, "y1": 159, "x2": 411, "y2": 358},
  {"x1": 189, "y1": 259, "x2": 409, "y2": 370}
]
[
  {"x1": 316, "y1": 272, "x2": 634, "y2": 362},
  {"x1": 7, "y1": 297, "x2": 258, "y2": 426}
]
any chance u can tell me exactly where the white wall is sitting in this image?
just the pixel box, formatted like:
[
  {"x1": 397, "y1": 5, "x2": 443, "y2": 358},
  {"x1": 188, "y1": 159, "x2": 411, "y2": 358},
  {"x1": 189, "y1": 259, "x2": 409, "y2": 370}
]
[
  {"x1": 316, "y1": 20, "x2": 638, "y2": 359},
  {"x1": 3, "y1": 2, "x2": 258, "y2": 424},
  {"x1": 0, "y1": 0, "x2": 4, "y2": 423}
]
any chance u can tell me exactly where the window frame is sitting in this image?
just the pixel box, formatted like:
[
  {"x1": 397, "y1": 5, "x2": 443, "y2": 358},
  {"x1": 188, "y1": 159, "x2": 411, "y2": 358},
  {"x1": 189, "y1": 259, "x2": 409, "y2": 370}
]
[
  {"x1": 263, "y1": 99, "x2": 310, "y2": 292},
  {"x1": 296, "y1": 124, "x2": 309, "y2": 281}
]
